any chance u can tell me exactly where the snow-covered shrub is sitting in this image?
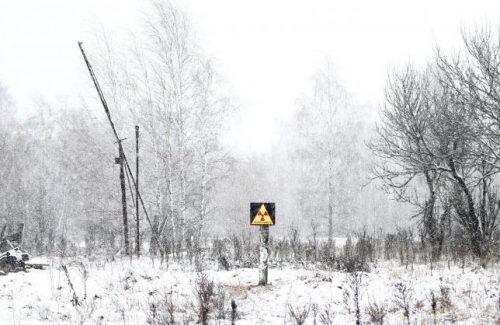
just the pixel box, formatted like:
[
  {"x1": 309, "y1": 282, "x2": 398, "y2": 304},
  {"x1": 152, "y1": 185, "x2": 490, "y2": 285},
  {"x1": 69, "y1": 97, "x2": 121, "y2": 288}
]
[
  {"x1": 230, "y1": 234, "x2": 242, "y2": 263},
  {"x1": 384, "y1": 233, "x2": 397, "y2": 260},
  {"x1": 438, "y1": 281, "x2": 452, "y2": 311},
  {"x1": 287, "y1": 302, "x2": 310, "y2": 325},
  {"x1": 211, "y1": 238, "x2": 230, "y2": 271},
  {"x1": 393, "y1": 281, "x2": 413, "y2": 325},
  {"x1": 146, "y1": 292, "x2": 175, "y2": 325},
  {"x1": 214, "y1": 285, "x2": 226, "y2": 320},
  {"x1": 230, "y1": 299, "x2": 238, "y2": 324},
  {"x1": 355, "y1": 229, "x2": 375, "y2": 263},
  {"x1": 273, "y1": 237, "x2": 292, "y2": 266},
  {"x1": 337, "y1": 255, "x2": 370, "y2": 273},
  {"x1": 238, "y1": 233, "x2": 259, "y2": 268},
  {"x1": 318, "y1": 304, "x2": 335, "y2": 325},
  {"x1": 195, "y1": 273, "x2": 216, "y2": 325},
  {"x1": 288, "y1": 226, "x2": 303, "y2": 263},
  {"x1": 429, "y1": 290, "x2": 437, "y2": 324},
  {"x1": 365, "y1": 301, "x2": 387, "y2": 324},
  {"x1": 318, "y1": 241, "x2": 336, "y2": 269},
  {"x1": 343, "y1": 272, "x2": 363, "y2": 325},
  {"x1": 340, "y1": 235, "x2": 368, "y2": 272}
]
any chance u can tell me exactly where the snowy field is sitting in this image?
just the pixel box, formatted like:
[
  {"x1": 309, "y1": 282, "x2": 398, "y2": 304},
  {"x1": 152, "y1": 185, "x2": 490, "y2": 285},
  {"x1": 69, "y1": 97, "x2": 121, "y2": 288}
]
[{"x1": 0, "y1": 257, "x2": 498, "y2": 324}]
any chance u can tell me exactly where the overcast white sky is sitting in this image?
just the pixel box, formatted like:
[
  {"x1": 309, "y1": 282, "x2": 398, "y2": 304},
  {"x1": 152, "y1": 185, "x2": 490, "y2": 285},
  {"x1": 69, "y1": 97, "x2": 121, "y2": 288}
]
[{"x1": 1, "y1": 0, "x2": 500, "y2": 153}]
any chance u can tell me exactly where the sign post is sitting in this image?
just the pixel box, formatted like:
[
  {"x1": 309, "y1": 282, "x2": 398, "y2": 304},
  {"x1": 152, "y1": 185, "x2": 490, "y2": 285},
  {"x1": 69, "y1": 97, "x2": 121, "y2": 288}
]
[
  {"x1": 259, "y1": 225, "x2": 269, "y2": 285},
  {"x1": 250, "y1": 203, "x2": 275, "y2": 285}
]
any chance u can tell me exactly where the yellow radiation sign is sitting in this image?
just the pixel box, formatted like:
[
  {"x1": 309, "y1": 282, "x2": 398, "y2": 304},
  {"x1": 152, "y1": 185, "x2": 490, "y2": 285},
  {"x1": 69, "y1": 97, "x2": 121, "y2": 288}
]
[{"x1": 250, "y1": 203, "x2": 275, "y2": 225}]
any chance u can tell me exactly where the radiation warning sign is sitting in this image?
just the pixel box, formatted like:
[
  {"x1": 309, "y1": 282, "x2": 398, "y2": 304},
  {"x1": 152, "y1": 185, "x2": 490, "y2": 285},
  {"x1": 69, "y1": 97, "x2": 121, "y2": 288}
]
[{"x1": 250, "y1": 203, "x2": 275, "y2": 226}]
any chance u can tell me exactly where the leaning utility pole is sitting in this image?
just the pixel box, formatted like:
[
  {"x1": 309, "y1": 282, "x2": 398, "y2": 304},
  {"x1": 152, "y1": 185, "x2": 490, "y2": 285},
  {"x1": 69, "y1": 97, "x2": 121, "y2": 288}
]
[
  {"x1": 116, "y1": 140, "x2": 130, "y2": 255},
  {"x1": 78, "y1": 42, "x2": 164, "y2": 257},
  {"x1": 135, "y1": 125, "x2": 140, "y2": 256}
]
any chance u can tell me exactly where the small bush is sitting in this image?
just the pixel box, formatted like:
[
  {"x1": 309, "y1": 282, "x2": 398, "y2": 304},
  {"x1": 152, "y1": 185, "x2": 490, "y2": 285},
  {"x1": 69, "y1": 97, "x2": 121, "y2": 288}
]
[
  {"x1": 366, "y1": 301, "x2": 386, "y2": 324},
  {"x1": 287, "y1": 303, "x2": 310, "y2": 325},
  {"x1": 230, "y1": 300, "x2": 238, "y2": 324},
  {"x1": 214, "y1": 285, "x2": 226, "y2": 320},
  {"x1": 343, "y1": 273, "x2": 363, "y2": 325},
  {"x1": 195, "y1": 273, "x2": 215, "y2": 325},
  {"x1": 393, "y1": 282, "x2": 413, "y2": 325},
  {"x1": 319, "y1": 304, "x2": 335, "y2": 325},
  {"x1": 436, "y1": 280, "x2": 452, "y2": 311},
  {"x1": 429, "y1": 290, "x2": 437, "y2": 324},
  {"x1": 337, "y1": 254, "x2": 370, "y2": 273},
  {"x1": 146, "y1": 292, "x2": 175, "y2": 325}
]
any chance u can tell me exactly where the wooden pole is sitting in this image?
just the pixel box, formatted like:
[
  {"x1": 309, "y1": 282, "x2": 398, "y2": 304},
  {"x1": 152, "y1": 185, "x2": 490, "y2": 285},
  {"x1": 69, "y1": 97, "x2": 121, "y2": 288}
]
[
  {"x1": 117, "y1": 141, "x2": 130, "y2": 256},
  {"x1": 258, "y1": 225, "x2": 269, "y2": 285},
  {"x1": 135, "y1": 125, "x2": 140, "y2": 257}
]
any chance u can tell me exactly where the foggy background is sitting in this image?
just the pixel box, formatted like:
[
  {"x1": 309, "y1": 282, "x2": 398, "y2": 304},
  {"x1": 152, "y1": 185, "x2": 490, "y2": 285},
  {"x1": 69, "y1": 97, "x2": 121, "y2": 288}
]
[{"x1": 2, "y1": 0, "x2": 500, "y2": 153}]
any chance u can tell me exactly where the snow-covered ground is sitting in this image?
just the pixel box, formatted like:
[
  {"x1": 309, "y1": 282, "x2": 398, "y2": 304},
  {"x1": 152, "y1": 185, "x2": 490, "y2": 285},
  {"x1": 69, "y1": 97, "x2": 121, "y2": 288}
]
[{"x1": 0, "y1": 257, "x2": 498, "y2": 324}]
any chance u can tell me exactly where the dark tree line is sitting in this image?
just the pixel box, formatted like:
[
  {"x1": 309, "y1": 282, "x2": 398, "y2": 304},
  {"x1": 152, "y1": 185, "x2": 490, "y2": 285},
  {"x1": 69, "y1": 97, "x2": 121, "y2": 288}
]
[{"x1": 370, "y1": 28, "x2": 500, "y2": 265}]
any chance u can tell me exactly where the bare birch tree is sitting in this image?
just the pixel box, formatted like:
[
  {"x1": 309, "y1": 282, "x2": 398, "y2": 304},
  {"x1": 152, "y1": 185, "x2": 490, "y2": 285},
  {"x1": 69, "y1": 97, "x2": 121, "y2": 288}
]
[
  {"x1": 294, "y1": 62, "x2": 362, "y2": 247},
  {"x1": 91, "y1": 1, "x2": 233, "y2": 260}
]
